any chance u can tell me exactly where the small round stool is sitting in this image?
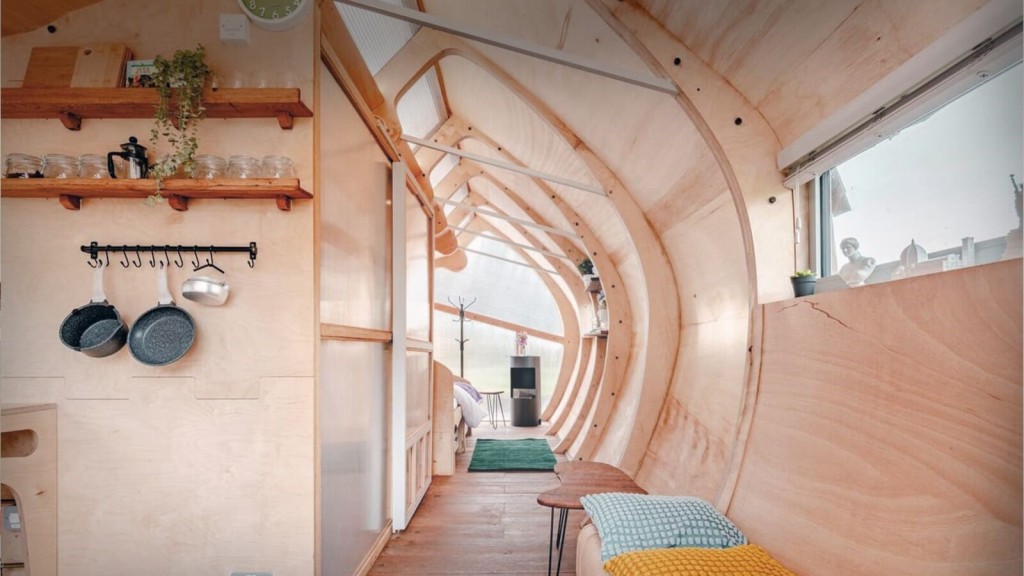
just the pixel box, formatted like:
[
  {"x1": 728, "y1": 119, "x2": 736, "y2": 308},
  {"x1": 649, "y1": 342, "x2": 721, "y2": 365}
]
[{"x1": 480, "y1": 391, "x2": 506, "y2": 429}]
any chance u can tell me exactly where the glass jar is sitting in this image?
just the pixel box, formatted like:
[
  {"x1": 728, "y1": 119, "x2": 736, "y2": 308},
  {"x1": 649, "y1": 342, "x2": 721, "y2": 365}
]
[
  {"x1": 79, "y1": 154, "x2": 110, "y2": 178},
  {"x1": 43, "y1": 154, "x2": 80, "y2": 179},
  {"x1": 193, "y1": 155, "x2": 227, "y2": 179},
  {"x1": 261, "y1": 155, "x2": 295, "y2": 178},
  {"x1": 5, "y1": 153, "x2": 44, "y2": 178},
  {"x1": 227, "y1": 155, "x2": 261, "y2": 178}
]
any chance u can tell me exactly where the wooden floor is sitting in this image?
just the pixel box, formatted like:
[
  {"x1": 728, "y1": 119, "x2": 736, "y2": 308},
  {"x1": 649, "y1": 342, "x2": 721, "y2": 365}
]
[{"x1": 368, "y1": 423, "x2": 582, "y2": 575}]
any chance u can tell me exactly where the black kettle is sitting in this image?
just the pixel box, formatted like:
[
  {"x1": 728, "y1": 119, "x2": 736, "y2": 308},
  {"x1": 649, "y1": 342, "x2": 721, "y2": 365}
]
[{"x1": 107, "y1": 136, "x2": 149, "y2": 179}]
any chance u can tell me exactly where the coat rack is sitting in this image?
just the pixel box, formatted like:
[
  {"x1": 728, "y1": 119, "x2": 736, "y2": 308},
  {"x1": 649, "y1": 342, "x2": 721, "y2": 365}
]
[
  {"x1": 80, "y1": 241, "x2": 258, "y2": 271},
  {"x1": 448, "y1": 296, "x2": 475, "y2": 377}
]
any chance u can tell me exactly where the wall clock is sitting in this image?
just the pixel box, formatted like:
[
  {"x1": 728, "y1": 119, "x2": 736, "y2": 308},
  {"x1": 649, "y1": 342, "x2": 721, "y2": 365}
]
[{"x1": 237, "y1": 0, "x2": 312, "y2": 31}]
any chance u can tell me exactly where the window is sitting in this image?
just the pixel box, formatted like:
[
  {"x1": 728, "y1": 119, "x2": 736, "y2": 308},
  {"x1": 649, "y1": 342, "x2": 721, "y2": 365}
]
[{"x1": 818, "y1": 62, "x2": 1022, "y2": 287}]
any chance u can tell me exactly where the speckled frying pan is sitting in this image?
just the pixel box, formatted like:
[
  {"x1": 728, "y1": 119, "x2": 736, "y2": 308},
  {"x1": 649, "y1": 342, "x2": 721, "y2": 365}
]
[
  {"x1": 128, "y1": 265, "x2": 195, "y2": 366},
  {"x1": 59, "y1": 263, "x2": 128, "y2": 357}
]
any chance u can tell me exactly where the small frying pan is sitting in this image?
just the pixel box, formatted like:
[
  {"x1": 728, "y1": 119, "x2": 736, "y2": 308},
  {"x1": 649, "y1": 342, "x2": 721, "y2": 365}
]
[
  {"x1": 181, "y1": 275, "x2": 230, "y2": 306},
  {"x1": 128, "y1": 265, "x2": 195, "y2": 366},
  {"x1": 59, "y1": 263, "x2": 128, "y2": 357}
]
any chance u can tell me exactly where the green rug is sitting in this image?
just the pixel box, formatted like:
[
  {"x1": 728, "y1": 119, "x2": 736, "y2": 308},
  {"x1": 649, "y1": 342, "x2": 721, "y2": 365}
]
[{"x1": 468, "y1": 438, "x2": 557, "y2": 472}]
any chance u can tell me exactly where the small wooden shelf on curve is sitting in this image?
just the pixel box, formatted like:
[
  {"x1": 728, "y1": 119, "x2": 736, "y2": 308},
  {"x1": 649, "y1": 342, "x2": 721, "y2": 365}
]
[
  {"x1": 1, "y1": 178, "x2": 311, "y2": 212},
  {"x1": 0, "y1": 87, "x2": 312, "y2": 130}
]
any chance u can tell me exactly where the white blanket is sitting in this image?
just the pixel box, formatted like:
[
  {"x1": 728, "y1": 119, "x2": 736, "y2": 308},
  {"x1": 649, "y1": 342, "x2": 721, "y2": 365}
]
[{"x1": 453, "y1": 385, "x2": 488, "y2": 428}]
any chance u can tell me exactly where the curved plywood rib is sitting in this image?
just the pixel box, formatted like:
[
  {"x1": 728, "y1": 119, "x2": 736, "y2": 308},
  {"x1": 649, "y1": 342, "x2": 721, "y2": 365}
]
[
  {"x1": 568, "y1": 329, "x2": 625, "y2": 460},
  {"x1": 555, "y1": 336, "x2": 608, "y2": 456},
  {"x1": 726, "y1": 260, "x2": 1023, "y2": 576},
  {"x1": 457, "y1": 181, "x2": 582, "y2": 404},
  {"x1": 373, "y1": 27, "x2": 679, "y2": 474},
  {"x1": 546, "y1": 337, "x2": 592, "y2": 435},
  {"x1": 425, "y1": 119, "x2": 633, "y2": 431}
]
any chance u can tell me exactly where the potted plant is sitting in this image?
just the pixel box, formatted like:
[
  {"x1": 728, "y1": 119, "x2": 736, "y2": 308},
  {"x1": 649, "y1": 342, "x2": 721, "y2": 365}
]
[
  {"x1": 790, "y1": 269, "x2": 817, "y2": 297},
  {"x1": 148, "y1": 44, "x2": 212, "y2": 199},
  {"x1": 578, "y1": 258, "x2": 601, "y2": 291}
]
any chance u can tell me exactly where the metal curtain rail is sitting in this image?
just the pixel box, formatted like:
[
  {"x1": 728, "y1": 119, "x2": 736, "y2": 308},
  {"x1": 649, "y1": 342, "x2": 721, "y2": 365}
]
[
  {"x1": 781, "y1": 20, "x2": 1023, "y2": 184},
  {"x1": 401, "y1": 134, "x2": 607, "y2": 196},
  {"x1": 459, "y1": 247, "x2": 562, "y2": 276},
  {"x1": 439, "y1": 198, "x2": 577, "y2": 238},
  {"x1": 337, "y1": 0, "x2": 678, "y2": 95},
  {"x1": 449, "y1": 226, "x2": 575, "y2": 261}
]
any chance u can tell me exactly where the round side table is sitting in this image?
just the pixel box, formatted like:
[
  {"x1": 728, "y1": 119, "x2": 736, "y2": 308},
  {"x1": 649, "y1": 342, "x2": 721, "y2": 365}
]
[{"x1": 479, "y1": 391, "x2": 506, "y2": 429}]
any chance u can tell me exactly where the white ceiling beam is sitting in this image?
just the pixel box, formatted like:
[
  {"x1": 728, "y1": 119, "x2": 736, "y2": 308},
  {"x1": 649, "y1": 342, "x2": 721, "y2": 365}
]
[
  {"x1": 402, "y1": 134, "x2": 606, "y2": 196},
  {"x1": 450, "y1": 226, "x2": 575, "y2": 262},
  {"x1": 438, "y1": 198, "x2": 576, "y2": 238},
  {"x1": 458, "y1": 247, "x2": 561, "y2": 276},
  {"x1": 336, "y1": 0, "x2": 678, "y2": 95}
]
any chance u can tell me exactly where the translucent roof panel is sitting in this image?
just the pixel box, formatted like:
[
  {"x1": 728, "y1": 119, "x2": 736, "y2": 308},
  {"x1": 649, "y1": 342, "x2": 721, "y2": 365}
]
[
  {"x1": 435, "y1": 234, "x2": 562, "y2": 335},
  {"x1": 335, "y1": 0, "x2": 419, "y2": 76},
  {"x1": 444, "y1": 185, "x2": 469, "y2": 216},
  {"x1": 397, "y1": 67, "x2": 448, "y2": 149},
  {"x1": 430, "y1": 153, "x2": 459, "y2": 188}
]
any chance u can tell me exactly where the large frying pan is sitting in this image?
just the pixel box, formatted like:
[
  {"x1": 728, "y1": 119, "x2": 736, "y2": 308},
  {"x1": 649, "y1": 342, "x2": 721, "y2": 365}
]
[
  {"x1": 59, "y1": 263, "x2": 128, "y2": 357},
  {"x1": 128, "y1": 265, "x2": 195, "y2": 366}
]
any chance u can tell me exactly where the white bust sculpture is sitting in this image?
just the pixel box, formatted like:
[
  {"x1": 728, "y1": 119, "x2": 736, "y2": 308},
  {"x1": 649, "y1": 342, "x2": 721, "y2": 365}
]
[{"x1": 838, "y1": 237, "x2": 876, "y2": 286}]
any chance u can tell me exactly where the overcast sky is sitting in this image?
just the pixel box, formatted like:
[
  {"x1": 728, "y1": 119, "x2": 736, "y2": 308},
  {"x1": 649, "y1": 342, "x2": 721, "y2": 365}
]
[{"x1": 834, "y1": 63, "x2": 1023, "y2": 264}]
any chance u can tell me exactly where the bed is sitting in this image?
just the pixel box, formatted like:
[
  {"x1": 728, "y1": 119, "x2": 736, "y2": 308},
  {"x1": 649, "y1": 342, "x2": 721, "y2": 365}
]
[{"x1": 432, "y1": 361, "x2": 488, "y2": 475}]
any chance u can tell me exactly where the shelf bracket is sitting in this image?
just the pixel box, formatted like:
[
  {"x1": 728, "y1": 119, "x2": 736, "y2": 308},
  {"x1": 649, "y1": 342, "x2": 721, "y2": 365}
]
[
  {"x1": 58, "y1": 194, "x2": 82, "y2": 210},
  {"x1": 58, "y1": 111, "x2": 82, "y2": 131},
  {"x1": 166, "y1": 195, "x2": 189, "y2": 212},
  {"x1": 275, "y1": 111, "x2": 294, "y2": 130},
  {"x1": 275, "y1": 195, "x2": 292, "y2": 211}
]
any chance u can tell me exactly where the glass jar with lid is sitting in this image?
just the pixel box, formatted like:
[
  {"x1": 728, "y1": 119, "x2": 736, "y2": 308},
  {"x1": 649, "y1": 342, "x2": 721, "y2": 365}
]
[
  {"x1": 5, "y1": 153, "x2": 44, "y2": 178},
  {"x1": 261, "y1": 155, "x2": 295, "y2": 178},
  {"x1": 78, "y1": 154, "x2": 110, "y2": 178},
  {"x1": 227, "y1": 155, "x2": 261, "y2": 178},
  {"x1": 193, "y1": 155, "x2": 227, "y2": 179},
  {"x1": 43, "y1": 154, "x2": 80, "y2": 179}
]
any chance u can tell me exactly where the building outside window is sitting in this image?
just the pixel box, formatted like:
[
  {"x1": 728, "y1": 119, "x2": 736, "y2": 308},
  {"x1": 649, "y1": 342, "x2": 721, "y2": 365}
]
[{"x1": 818, "y1": 62, "x2": 1022, "y2": 287}]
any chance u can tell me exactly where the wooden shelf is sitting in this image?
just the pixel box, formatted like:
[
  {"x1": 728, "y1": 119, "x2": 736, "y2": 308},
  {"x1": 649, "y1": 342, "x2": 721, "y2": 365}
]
[
  {"x1": 1, "y1": 178, "x2": 311, "y2": 211},
  {"x1": 0, "y1": 87, "x2": 312, "y2": 130}
]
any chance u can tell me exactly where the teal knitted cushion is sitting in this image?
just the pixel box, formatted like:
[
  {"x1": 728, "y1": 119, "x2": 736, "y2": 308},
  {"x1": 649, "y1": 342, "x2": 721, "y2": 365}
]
[{"x1": 580, "y1": 493, "x2": 747, "y2": 562}]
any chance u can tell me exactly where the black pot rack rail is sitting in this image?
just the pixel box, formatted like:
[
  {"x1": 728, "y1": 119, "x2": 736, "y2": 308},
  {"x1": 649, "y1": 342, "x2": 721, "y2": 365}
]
[{"x1": 81, "y1": 241, "x2": 257, "y2": 272}]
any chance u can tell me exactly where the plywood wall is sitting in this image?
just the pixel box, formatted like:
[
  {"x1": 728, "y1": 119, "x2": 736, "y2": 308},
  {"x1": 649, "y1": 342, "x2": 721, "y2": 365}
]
[
  {"x1": 1, "y1": 1, "x2": 316, "y2": 573},
  {"x1": 726, "y1": 260, "x2": 1022, "y2": 576}
]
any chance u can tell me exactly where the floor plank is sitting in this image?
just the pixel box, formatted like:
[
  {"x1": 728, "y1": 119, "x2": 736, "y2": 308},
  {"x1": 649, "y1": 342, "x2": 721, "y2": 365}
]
[{"x1": 367, "y1": 424, "x2": 581, "y2": 576}]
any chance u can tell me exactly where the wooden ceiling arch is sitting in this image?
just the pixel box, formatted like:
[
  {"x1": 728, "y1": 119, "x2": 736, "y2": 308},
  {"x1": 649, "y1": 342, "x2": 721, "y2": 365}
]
[{"x1": 370, "y1": 21, "x2": 685, "y2": 469}]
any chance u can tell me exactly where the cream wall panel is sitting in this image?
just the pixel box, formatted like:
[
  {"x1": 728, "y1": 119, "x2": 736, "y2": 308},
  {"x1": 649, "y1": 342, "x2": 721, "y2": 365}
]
[
  {"x1": 405, "y1": 190, "x2": 432, "y2": 341},
  {"x1": 319, "y1": 62, "x2": 391, "y2": 329},
  {"x1": 320, "y1": 340, "x2": 389, "y2": 576},
  {"x1": 405, "y1": 351, "x2": 432, "y2": 430},
  {"x1": 728, "y1": 260, "x2": 1022, "y2": 576}
]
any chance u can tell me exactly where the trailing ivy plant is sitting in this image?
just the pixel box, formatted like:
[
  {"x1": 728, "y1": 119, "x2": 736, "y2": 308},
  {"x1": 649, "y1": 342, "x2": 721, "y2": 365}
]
[{"x1": 148, "y1": 44, "x2": 212, "y2": 201}]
